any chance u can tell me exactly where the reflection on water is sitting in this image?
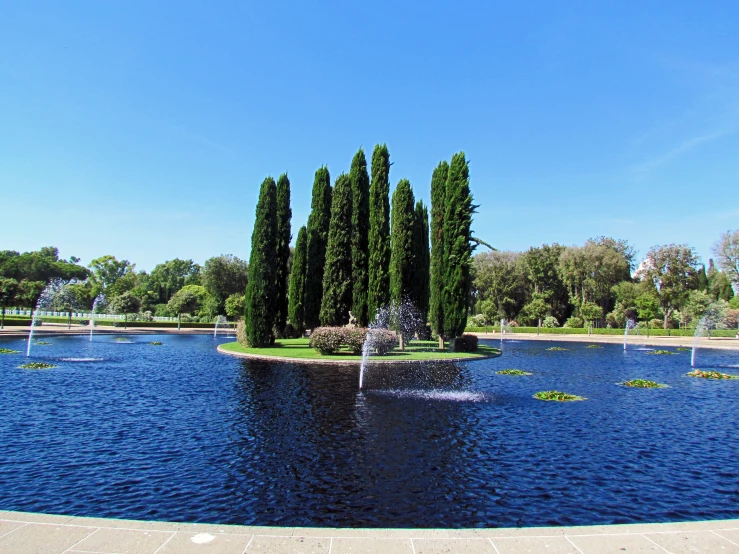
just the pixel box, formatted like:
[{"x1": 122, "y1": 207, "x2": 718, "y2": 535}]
[{"x1": 0, "y1": 334, "x2": 738, "y2": 528}]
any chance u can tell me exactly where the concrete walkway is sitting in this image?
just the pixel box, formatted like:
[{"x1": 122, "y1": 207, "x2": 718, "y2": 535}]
[{"x1": 1, "y1": 511, "x2": 738, "y2": 553}]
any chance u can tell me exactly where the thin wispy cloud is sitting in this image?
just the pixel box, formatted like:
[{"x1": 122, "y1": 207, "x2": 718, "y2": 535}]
[{"x1": 631, "y1": 128, "x2": 732, "y2": 175}]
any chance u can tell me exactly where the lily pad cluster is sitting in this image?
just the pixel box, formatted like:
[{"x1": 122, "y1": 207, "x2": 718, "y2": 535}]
[
  {"x1": 687, "y1": 369, "x2": 739, "y2": 380},
  {"x1": 676, "y1": 347, "x2": 691, "y2": 352},
  {"x1": 33, "y1": 341, "x2": 51, "y2": 346},
  {"x1": 0, "y1": 348, "x2": 20, "y2": 354},
  {"x1": 546, "y1": 347, "x2": 568, "y2": 351},
  {"x1": 586, "y1": 344, "x2": 602, "y2": 349},
  {"x1": 497, "y1": 369, "x2": 532, "y2": 376},
  {"x1": 621, "y1": 379, "x2": 667, "y2": 388},
  {"x1": 534, "y1": 390, "x2": 585, "y2": 402},
  {"x1": 648, "y1": 350, "x2": 673, "y2": 355},
  {"x1": 19, "y1": 362, "x2": 56, "y2": 370},
  {"x1": 149, "y1": 341, "x2": 163, "y2": 346}
]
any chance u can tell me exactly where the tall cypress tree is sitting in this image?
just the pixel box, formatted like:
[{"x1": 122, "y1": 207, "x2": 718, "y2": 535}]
[
  {"x1": 350, "y1": 148, "x2": 370, "y2": 327},
  {"x1": 320, "y1": 174, "x2": 354, "y2": 326},
  {"x1": 274, "y1": 173, "x2": 292, "y2": 335},
  {"x1": 429, "y1": 160, "x2": 449, "y2": 336},
  {"x1": 412, "y1": 200, "x2": 430, "y2": 325},
  {"x1": 288, "y1": 225, "x2": 308, "y2": 335},
  {"x1": 244, "y1": 176, "x2": 278, "y2": 347},
  {"x1": 367, "y1": 144, "x2": 391, "y2": 322},
  {"x1": 304, "y1": 166, "x2": 332, "y2": 329},
  {"x1": 442, "y1": 152, "x2": 475, "y2": 345},
  {"x1": 389, "y1": 179, "x2": 416, "y2": 306}
]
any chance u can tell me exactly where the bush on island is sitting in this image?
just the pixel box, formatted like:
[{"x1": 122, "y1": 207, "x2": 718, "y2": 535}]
[{"x1": 453, "y1": 334, "x2": 478, "y2": 352}]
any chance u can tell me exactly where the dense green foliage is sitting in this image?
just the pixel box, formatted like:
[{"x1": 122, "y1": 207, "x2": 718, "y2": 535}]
[
  {"x1": 534, "y1": 390, "x2": 586, "y2": 401},
  {"x1": 429, "y1": 161, "x2": 449, "y2": 336},
  {"x1": 442, "y1": 152, "x2": 475, "y2": 341},
  {"x1": 201, "y1": 255, "x2": 248, "y2": 314},
  {"x1": 367, "y1": 144, "x2": 391, "y2": 323},
  {"x1": 350, "y1": 148, "x2": 371, "y2": 327},
  {"x1": 320, "y1": 174, "x2": 354, "y2": 326},
  {"x1": 412, "y1": 201, "x2": 430, "y2": 325},
  {"x1": 389, "y1": 179, "x2": 416, "y2": 306},
  {"x1": 621, "y1": 379, "x2": 667, "y2": 388},
  {"x1": 304, "y1": 167, "x2": 332, "y2": 329},
  {"x1": 274, "y1": 173, "x2": 292, "y2": 335},
  {"x1": 244, "y1": 177, "x2": 278, "y2": 346},
  {"x1": 288, "y1": 226, "x2": 308, "y2": 334}
]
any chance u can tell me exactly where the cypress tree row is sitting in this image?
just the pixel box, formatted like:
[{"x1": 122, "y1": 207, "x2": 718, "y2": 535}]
[
  {"x1": 274, "y1": 173, "x2": 292, "y2": 336},
  {"x1": 389, "y1": 179, "x2": 416, "y2": 306},
  {"x1": 428, "y1": 160, "x2": 449, "y2": 336},
  {"x1": 412, "y1": 200, "x2": 430, "y2": 325},
  {"x1": 442, "y1": 153, "x2": 475, "y2": 346},
  {"x1": 244, "y1": 176, "x2": 278, "y2": 347},
  {"x1": 350, "y1": 148, "x2": 371, "y2": 327},
  {"x1": 304, "y1": 166, "x2": 332, "y2": 329},
  {"x1": 367, "y1": 144, "x2": 391, "y2": 322},
  {"x1": 319, "y1": 174, "x2": 354, "y2": 326},
  {"x1": 287, "y1": 225, "x2": 308, "y2": 335}
]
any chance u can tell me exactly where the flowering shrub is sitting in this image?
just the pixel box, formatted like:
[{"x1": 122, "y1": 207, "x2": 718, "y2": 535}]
[
  {"x1": 453, "y1": 334, "x2": 478, "y2": 352},
  {"x1": 541, "y1": 316, "x2": 559, "y2": 328},
  {"x1": 310, "y1": 327, "x2": 346, "y2": 354},
  {"x1": 368, "y1": 329, "x2": 398, "y2": 354},
  {"x1": 564, "y1": 316, "x2": 583, "y2": 328},
  {"x1": 345, "y1": 327, "x2": 368, "y2": 354}
]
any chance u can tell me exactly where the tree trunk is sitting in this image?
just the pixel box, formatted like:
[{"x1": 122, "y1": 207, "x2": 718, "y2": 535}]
[
  {"x1": 68, "y1": 312, "x2": 72, "y2": 329},
  {"x1": 448, "y1": 337, "x2": 456, "y2": 353},
  {"x1": 438, "y1": 335, "x2": 444, "y2": 350},
  {"x1": 124, "y1": 313, "x2": 127, "y2": 330},
  {"x1": 178, "y1": 313, "x2": 181, "y2": 330},
  {"x1": 537, "y1": 318, "x2": 541, "y2": 335},
  {"x1": 1, "y1": 306, "x2": 4, "y2": 329},
  {"x1": 398, "y1": 333, "x2": 404, "y2": 351}
]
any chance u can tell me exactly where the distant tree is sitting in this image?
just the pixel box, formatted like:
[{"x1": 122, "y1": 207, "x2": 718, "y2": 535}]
[
  {"x1": 709, "y1": 271, "x2": 734, "y2": 302},
  {"x1": 579, "y1": 301, "x2": 603, "y2": 329},
  {"x1": 304, "y1": 167, "x2": 332, "y2": 329},
  {"x1": 696, "y1": 265, "x2": 709, "y2": 292},
  {"x1": 637, "y1": 244, "x2": 700, "y2": 328},
  {"x1": 367, "y1": 144, "x2": 391, "y2": 323},
  {"x1": 320, "y1": 174, "x2": 354, "y2": 326},
  {"x1": 521, "y1": 292, "x2": 550, "y2": 329},
  {"x1": 713, "y1": 230, "x2": 739, "y2": 288},
  {"x1": 274, "y1": 173, "x2": 292, "y2": 335},
  {"x1": 201, "y1": 255, "x2": 249, "y2": 314},
  {"x1": 350, "y1": 148, "x2": 371, "y2": 326},
  {"x1": 634, "y1": 292, "x2": 662, "y2": 323},
  {"x1": 224, "y1": 293, "x2": 245, "y2": 320},
  {"x1": 288, "y1": 226, "x2": 308, "y2": 334},
  {"x1": 521, "y1": 244, "x2": 569, "y2": 322},
  {"x1": 429, "y1": 160, "x2": 449, "y2": 336},
  {"x1": 168, "y1": 285, "x2": 207, "y2": 317},
  {"x1": 109, "y1": 291, "x2": 141, "y2": 327},
  {"x1": 0, "y1": 277, "x2": 18, "y2": 327},
  {"x1": 473, "y1": 251, "x2": 526, "y2": 320},
  {"x1": 411, "y1": 200, "x2": 430, "y2": 324},
  {"x1": 244, "y1": 177, "x2": 278, "y2": 346},
  {"x1": 442, "y1": 152, "x2": 476, "y2": 346},
  {"x1": 389, "y1": 179, "x2": 416, "y2": 306},
  {"x1": 88, "y1": 255, "x2": 135, "y2": 292},
  {"x1": 149, "y1": 259, "x2": 202, "y2": 303}
]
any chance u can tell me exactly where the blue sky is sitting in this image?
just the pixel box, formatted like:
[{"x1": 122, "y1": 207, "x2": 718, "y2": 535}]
[{"x1": 2, "y1": 1, "x2": 738, "y2": 271}]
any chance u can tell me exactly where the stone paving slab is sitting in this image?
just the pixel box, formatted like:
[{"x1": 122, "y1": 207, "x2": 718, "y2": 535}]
[{"x1": 1, "y1": 512, "x2": 739, "y2": 554}]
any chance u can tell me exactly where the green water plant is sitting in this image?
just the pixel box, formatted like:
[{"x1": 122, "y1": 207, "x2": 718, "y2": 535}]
[
  {"x1": 546, "y1": 347, "x2": 567, "y2": 351},
  {"x1": 621, "y1": 379, "x2": 668, "y2": 388},
  {"x1": 497, "y1": 369, "x2": 532, "y2": 375},
  {"x1": 19, "y1": 362, "x2": 56, "y2": 370},
  {"x1": 648, "y1": 350, "x2": 673, "y2": 355},
  {"x1": 149, "y1": 341, "x2": 163, "y2": 345},
  {"x1": 687, "y1": 369, "x2": 739, "y2": 380},
  {"x1": 676, "y1": 347, "x2": 691, "y2": 352},
  {"x1": 534, "y1": 390, "x2": 585, "y2": 401},
  {"x1": 586, "y1": 344, "x2": 602, "y2": 349},
  {"x1": 0, "y1": 348, "x2": 21, "y2": 354},
  {"x1": 33, "y1": 341, "x2": 51, "y2": 345}
]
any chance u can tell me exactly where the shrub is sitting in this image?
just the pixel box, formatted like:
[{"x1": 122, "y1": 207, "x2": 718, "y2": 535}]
[
  {"x1": 564, "y1": 316, "x2": 584, "y2": 328},
  {"x1": 469, "y1": 314, "x2": 486, "y2": 327},
  {"x1": 508, "y1": 320, "x2": 519, "y2": 327},
  {"x1": 310, "y1": 327, "x2": 346, "y2": 354},
  {"x1": 368, "y1": 329, "x2": 397, "y2": 354},
  {"x1": 345, "y1": 327, "x2": 368, "y2": 354},
  {"x1": 453, "y1": 333, "x2": 478, "y2": 352},
  {"x1": 282, "y1": 322, "x2": 302, "y2": 339},
  {"x1": 416, "y1": 324, "x2": 432, "y2": 340},
  {"x1": 541, "y1": 316, "x2": 559, "y2": 328},
  {"x1": 236, "y1": 320, "x2": 249, "y2": 347},
  {"x1": 649, "y1": 319, "x2": 663, "y2": 329}
]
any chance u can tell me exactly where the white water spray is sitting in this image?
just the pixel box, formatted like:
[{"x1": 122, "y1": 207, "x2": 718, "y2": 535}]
[
  {"x1": 26, "y1": 280, "x2": 71, "y2": 357},
  {"x1": 214, "y1": 315, "x2": 228, "y2": 338}
]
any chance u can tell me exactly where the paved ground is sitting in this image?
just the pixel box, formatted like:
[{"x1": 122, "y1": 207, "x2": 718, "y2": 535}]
[{"x1": 1, "y1": 511, "x2": 738, "y2": 553}]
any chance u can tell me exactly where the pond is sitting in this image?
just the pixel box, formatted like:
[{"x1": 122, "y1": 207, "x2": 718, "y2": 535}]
[{"x1": 1, "y1": 335, "x2": 738, "y2": 528}]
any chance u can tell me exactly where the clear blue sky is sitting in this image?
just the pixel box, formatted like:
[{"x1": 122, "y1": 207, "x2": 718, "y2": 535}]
[{"x1": 2, "y1": 1, "x2": 738, "y2": 271}]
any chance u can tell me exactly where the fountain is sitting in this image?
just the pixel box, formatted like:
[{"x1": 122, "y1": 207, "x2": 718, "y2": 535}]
[
  {"x1": 26, "y1": 279, "x2": 72, "y2": 357},
  {"x1": 624, "y1": 318, "x2": 637, "y2": 351},
  {"x1": 213, "y1": 315, "x2": 229, "y2": 338},
  {"x1": 499, "y1": 318, "x2": 514, "y2": 350},
  {"x1": 89, "y1": 293, "x2": 106, "y2": 342},
  {"x1": 691, "y1": 304, "x2": 728, "y2": 367}
]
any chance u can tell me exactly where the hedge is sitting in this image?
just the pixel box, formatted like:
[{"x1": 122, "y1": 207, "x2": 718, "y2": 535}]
[
  {"x1": 465, "y1": 326, "x2": 738, "y2": 338},
  {"x1": 94, "y1": 320, "x2": 224, "y2": 329}
]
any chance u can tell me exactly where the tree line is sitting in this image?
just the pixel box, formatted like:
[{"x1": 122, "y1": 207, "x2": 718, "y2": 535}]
[
  {"x1": 471, "y1": 231, "x2": 739, "y2": 330},
  {"x1": 245, "y1": 145, "x2": 476, "y2": 349}
]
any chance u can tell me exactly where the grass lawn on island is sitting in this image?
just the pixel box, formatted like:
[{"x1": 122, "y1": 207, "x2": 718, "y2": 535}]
[{"x1": 220, "y1": 338, "x2": 501, "y2": 362}]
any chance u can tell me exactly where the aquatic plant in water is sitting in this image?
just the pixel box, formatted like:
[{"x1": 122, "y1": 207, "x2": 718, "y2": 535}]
[
  {"x1": 621, "y1": 379, "x2": 667, "y2": 388},
  {"x1": 0, "y1": 348, "x2": 21, "y2": 354},
  {"x1": 150, "y1": 341, "x2": 163, "y2": 345},
  {"x1": 33, "y1": 341, "x2": 51, "y2": 346},
  {"x1": 687, "y1": 370, "x2": 738, "y2": 380},
  {"x1": 676, "y1": 347, "x2": 690, "y2": 352},
  {"x1": 534, "y1": 390, "x2": 585, "y2": 401},
  {"x1": 497, "y1": 369, "x2": 532, "y2": 375},
  {"x1": 546, "y1": 347, "x2": 567, "y2": 351},
  {"x1": 586, "y1": 344, "x2": 602, "y2": 348},
  {"x1": 648, "y1": 350, "x2": 673, "y2": 355},
  {"x1": 19, "y1": 362, "x2": 56, "y2": 370}
]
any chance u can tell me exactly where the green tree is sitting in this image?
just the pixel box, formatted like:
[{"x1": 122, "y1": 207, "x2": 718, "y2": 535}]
[
  {"x1": 580, "y1": 301, "x2": 603, "y2": 329},
  {"x1": 288, "y1": 226, "x2": 308, "y2": 334},
  {"x1": 367, "y1": 144, "x2": 391, "y2": 323},
  {"x1": 244, "y1": 177, "x2": 278, "y2": 346},
  {"x1": 635, "y1": 292, "x2": 662, "y2": 322},
  {"x1": 473, "y1": 251, "x2": 526, "y2": 321},
  {"x1": 350, "y1": 148, "x2": 371, "y2": 326},
  {"x1": 224, "y1": 293, "x2": 245, "y2": 320},
  {"x1": 149, "y1": 259, "x2": 202, "y2": 303},
  {"x1": 201, "y1": 255, "x2": 249, "y2": 314},
  {"x1": 389, "y1": 179, "x2": 416, "y2": 306},
  {"x1": 442, "y1": 152, "x2": 476, "y2": 346},
  {"x1": 521, "y1": 292, "x2": 550, "y2": 330},
  {"x1": 521, "y1": 244, "x2": 569, "y2": 322},
  {"x1": 320, "y1": 174, "x2": 354, "y2": 326},
  {"x1": 304, "y1": 167, "x2": 332, "y2": 329},
  {"x1": 0, "y1": 277, "x2": 18, "y2": 328},
  {"x1": 412, "y1": 200, "x2": 430, "y2": 324},
  {"x1": 168, "y1": 285, "x2": 207, "y2": 317},
  {"x1": 88, "y1": 255, "x2": 135, "y2": 292},
  {"x1": 429, "y1": 160, "x2": 449, "y2": 336},
  {"x1": 109, "y1": 291, "x2": 141, "y2": 328},
  {"x1": 713, "y1": 230, "x2": 739, "y2": 288},
  {"x1": 274, "y1": 173, "x2": 292, "y2": 335}
]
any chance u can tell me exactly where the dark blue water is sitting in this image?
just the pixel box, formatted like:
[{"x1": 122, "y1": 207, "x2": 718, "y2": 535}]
[{"x1": 1, "y1": 335, "x2": 738, "y2": 528}]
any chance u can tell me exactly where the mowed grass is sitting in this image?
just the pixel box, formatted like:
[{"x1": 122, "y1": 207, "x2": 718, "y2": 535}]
[{"x1": 220, "y1": 338, "x2": 500, "y2": 361}]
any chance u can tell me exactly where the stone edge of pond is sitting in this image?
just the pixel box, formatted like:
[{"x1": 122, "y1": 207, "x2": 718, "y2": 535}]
[{"x1": 216, "y1": 344, "x2": 501, "y2": 365}]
